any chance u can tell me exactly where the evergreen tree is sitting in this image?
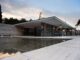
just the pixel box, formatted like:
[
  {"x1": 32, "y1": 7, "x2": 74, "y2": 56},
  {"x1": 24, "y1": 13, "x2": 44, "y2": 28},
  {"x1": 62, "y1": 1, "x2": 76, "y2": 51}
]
[
  {"x1": 76, "y1": 19, "x2": 80, "y2": 26},
  {"x1": 0, "y1": 4, "x2": 2, "y2": 23},
  {"x1": 3, "y1": 18, "x2": 27, "y2": 24},
  {"x1": 19, "y1": 18, "x2": 27, "y2": 23}
]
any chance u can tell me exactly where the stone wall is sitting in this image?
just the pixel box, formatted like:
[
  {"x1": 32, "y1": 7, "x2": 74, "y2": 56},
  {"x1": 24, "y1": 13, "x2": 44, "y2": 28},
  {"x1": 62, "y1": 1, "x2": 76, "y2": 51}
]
[{"x1": 0, "y1": 24, "x2": 21, "y2": 36}]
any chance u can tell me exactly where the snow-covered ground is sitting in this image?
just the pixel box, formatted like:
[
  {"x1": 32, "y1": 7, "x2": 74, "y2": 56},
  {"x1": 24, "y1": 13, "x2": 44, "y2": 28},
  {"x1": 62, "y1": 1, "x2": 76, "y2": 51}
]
[{"x1": 1, "y1": 36, "x2": 80, "y2": 60}]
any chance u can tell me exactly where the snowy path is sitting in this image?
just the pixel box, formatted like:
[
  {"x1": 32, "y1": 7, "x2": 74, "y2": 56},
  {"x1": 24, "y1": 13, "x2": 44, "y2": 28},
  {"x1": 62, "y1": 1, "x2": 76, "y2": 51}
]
[{"x1": 1, "y1": 36, "x2": 80, "y2": 60}]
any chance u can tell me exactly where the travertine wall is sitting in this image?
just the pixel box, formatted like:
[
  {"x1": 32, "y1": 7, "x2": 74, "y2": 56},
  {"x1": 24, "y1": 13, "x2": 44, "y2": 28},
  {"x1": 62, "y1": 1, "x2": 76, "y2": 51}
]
[{"x1": 0, "y1": 24, "x2": 21, "y2": 36}]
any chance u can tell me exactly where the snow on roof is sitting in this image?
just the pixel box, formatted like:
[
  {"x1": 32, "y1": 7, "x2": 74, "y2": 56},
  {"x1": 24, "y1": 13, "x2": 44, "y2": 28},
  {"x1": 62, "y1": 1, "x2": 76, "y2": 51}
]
[
  {"x1": 41, "y1": 16, "x2": 74, "y2": 29},
  {"x1": 15, "y1": 16, "x2": 74, "y2": 29},
  {"x1": 1, "y1": 36, "x2": 80, "y2": 60},
  {"x1": 16, "y1": 20, "x2": 41, "y2": 28}
]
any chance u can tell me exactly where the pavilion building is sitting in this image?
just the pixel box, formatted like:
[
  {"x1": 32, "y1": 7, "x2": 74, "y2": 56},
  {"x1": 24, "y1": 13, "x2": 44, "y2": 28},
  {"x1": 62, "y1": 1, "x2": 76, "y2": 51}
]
[{"x1": 15, "y1": 16, "x2": 75, "y2": 36}]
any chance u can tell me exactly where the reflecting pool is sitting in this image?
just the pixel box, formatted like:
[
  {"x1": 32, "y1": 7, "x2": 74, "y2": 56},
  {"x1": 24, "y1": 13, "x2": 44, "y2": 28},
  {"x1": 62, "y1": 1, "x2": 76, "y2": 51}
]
[{"x1": 0, "y1": 37, "x2": 68, "y2": 53}]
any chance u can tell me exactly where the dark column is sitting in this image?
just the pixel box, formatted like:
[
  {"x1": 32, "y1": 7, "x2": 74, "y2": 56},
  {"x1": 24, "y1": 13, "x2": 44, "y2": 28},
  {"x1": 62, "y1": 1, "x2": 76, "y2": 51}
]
[{"x1": 0, "y1": 4, "x2": 2, "y2": 23}]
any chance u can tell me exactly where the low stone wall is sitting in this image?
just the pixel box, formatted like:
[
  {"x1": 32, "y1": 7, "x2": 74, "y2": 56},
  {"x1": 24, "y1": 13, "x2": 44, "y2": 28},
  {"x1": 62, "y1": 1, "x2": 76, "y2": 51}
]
[{"x1": 0, "y1": 24, "x2": 21, "y2": 36}]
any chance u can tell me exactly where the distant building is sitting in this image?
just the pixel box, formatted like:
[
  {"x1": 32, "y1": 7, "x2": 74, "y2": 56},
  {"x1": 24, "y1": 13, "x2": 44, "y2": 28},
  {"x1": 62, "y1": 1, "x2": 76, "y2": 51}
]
[{"x1": 15, "y1": 16, "x2": 75, "y2": 36}]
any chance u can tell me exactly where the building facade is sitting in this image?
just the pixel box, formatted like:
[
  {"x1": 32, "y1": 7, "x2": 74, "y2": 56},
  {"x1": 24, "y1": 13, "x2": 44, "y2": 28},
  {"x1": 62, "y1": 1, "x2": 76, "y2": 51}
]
[
  {"x1": 0, "y1": 16, "x2": 76, "y2": 36},
  {"x1": 15, "y1": 16, "x2": 75, "y2": 36}
]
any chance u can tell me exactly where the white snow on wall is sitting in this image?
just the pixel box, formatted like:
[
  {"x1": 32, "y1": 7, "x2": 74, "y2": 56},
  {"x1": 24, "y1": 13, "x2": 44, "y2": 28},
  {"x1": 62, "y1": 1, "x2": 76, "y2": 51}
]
[{"x1": 1, "y1": 36, "x2": 80, "y2": 60}]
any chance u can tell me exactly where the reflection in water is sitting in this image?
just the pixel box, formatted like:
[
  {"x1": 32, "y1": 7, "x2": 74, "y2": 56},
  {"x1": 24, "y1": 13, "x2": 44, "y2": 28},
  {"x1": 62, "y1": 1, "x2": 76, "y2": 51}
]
[
  {"x1": 0, "y1": 37, "x2": 65, "y2": 52},
  {"x1": 0, "y1": 53, "x2": 15, "y2": 58}
]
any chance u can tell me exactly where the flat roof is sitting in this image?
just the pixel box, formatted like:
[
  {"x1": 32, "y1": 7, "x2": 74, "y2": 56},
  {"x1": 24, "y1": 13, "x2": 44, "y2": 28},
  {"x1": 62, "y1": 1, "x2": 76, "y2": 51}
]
[{"x1": 15, "y1": 16, "x2": 74, "y2": 29}]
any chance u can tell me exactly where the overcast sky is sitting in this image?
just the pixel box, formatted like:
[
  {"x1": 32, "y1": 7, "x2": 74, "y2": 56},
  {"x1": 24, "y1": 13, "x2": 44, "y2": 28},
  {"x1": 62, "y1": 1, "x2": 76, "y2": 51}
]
[{"x1": 0, "y1": 0, "x2": 80, "y2": 29}]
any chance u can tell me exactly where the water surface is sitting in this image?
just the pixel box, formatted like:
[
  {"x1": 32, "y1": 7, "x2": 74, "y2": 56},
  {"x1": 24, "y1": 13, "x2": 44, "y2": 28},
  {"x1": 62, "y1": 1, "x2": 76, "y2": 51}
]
[{"x1": 0, "y1": 37, "x2": 67, "y2": 52}]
